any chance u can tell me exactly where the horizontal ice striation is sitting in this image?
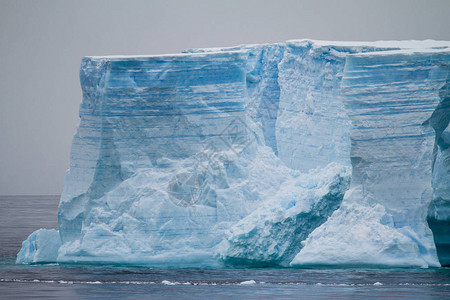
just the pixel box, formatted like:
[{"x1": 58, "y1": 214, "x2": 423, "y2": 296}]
[
  {"x1": 52, "y1": 48, "x2": 344, "y2": 267},
  {"x1": 276, "y1": 40, "x2": 402, "y2": 172},
  {"x1": 292, "y1": 49, "x2": 450, "y2": 268},
  {"x1": 57, "y1": 51, "x2": 253, "y2": 265},
  {"x1": 276, "y1": 40, "x2": 450, "y2": 172},
  {"x1": 185, "y1": 44, "x2": 285, "y2": 155}
]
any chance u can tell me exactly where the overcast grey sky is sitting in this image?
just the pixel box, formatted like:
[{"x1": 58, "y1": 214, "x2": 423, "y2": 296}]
[{"x1": 0, "y1": 0, "x2": 449, "y2": 195}]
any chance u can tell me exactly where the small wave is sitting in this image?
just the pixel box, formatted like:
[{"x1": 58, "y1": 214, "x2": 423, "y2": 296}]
[
  {"x1": 0, "y1": 279, "x2": 156, "y2": 285},
  {"x1": 1, "y1": 278, "x2": 449, "y2": 287},
  {"x1": 161, "y1": 280, "x2": 176, "y2": 285},
  {"x1": 239, "y1": 280, "x2": 256, "y2": 285},
  {"x1": 162, "y1": 280, "x2": 191, "y2": 286}
]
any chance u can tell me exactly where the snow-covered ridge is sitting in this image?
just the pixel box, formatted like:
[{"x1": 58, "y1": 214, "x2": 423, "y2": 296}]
[
  {"x1": 84, "y1": 50, "x2": 247, "y2": 60},
  {"x1": 17, "y1": 39, "x2": 450, "y2": 268},
  {"x1": 287, "y1": 39, "x2": 450, "y2": 49}
]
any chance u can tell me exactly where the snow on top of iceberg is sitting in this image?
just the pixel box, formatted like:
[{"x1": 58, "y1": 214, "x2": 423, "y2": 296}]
[
  {"x1": 287, "y1": 39, "x2": 450, "y2": 49},
  {"x1": 349, "y1": 47, "x2": 450, "y2": 57},
  {"x1": 184, "y1": 42, "x2": 284, "y2": 53},
  {"x1": 85, "y1": 39, "x2": 450, "y2": 60},
  {"x1": 84, "y1": 50, "x2": 248, "y2": 60}
]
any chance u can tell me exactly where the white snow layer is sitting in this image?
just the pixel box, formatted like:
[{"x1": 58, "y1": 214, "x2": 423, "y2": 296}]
[{"x1": 17, "y1": 40, "x2": 450, "y2": 267}]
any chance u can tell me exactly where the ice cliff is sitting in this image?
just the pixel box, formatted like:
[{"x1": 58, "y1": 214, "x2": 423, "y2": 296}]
[
  {"x1": 292, "y1": 48, "x2": 450, "y2": 267},
  {"x1": 17, "y1": 40, "x2": 450, "y2": 268}
]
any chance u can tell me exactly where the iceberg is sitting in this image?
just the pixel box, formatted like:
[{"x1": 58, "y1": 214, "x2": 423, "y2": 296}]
[
  {"x1": 16, "y1": 229, "x2": 61, "y2": 264},
  {"x1": 17, "y1": 40, "x2": 450, "y2": 268}
]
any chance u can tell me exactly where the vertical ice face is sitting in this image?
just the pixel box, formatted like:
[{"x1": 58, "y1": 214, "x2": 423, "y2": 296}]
[
  {"x1": 54, "y1": 48, "x2": 343, "y2": 267},
  {"x1": 56, "y1": 58, "x2": 106, "y2": 244},
  {"x1": 185, "y1": 44, "x2": 285, "y2": 155},
  {"x1": 57, "y1": 51, "x2": 253, "y2": 265},
  {"x1": 428, "y1": 68, "x2": 450, "y2": 266},
  {"x1": 185, "y1": 42, "x2": 352, "y2": 267},
  {"x1": 276, "y1": 40, "x2": 401, "y2": 172},
  {"x1": 343, "y1": 51, "x2": 448, "y2": 225},
  {"x1": 292, "y1": 49, "x2": 450, "y2": 268}
]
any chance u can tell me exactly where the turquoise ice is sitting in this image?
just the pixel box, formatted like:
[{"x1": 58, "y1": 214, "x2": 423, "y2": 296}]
[{"x1": 17, "y1": 40, "x2": 450, "y2": 268}]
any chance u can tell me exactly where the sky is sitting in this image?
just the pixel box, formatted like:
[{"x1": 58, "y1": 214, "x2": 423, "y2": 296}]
[{"x1": 0, "y1": 0, "x2": 449, "y2": 195}]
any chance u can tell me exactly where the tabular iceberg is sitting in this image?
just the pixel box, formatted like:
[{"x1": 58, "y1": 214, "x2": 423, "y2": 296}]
[{"x1": 17, "y1": 39, "x2": 450, "y2": 268}]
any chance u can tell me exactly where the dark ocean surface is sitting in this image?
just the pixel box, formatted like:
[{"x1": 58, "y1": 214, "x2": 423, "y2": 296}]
[{"x1": 1, "y1": 195, "x2": 449, "y2": 299}]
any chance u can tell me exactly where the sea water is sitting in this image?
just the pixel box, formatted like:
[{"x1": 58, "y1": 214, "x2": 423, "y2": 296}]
[{"x1": 1, "y1": 196, "x2": 449, "y2": 299}]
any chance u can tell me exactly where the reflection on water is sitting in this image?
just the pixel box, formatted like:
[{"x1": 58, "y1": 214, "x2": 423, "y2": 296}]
[{"x1": 0, "y1": 196, "x2": 449, "y2": 299}]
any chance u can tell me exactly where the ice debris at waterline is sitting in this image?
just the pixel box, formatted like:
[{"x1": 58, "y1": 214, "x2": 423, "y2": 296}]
[{"x1": 17, "y1": 40, "x2": 450, "y2": 268}]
